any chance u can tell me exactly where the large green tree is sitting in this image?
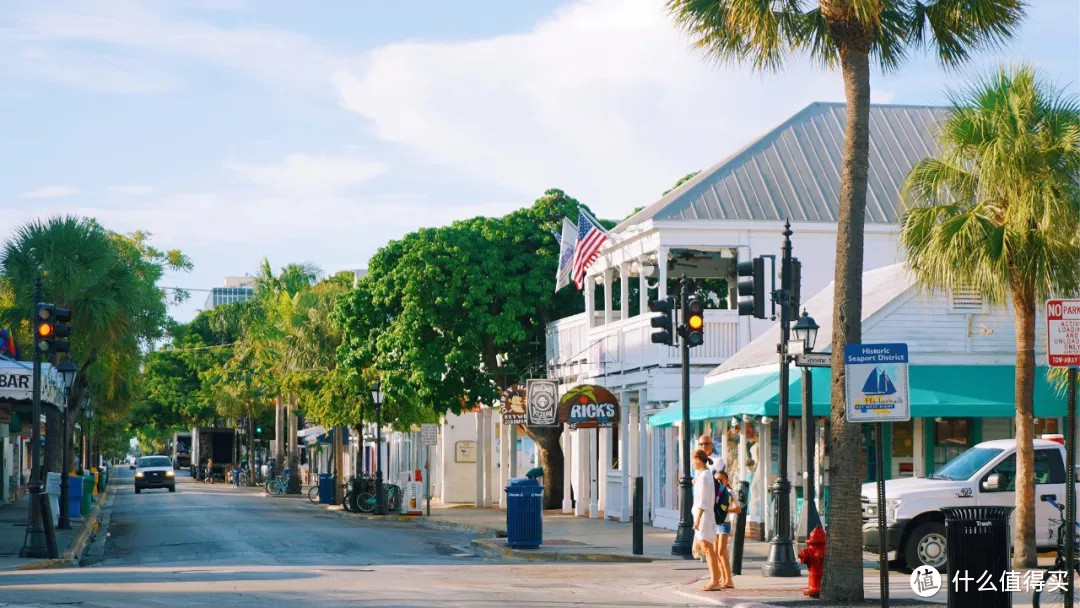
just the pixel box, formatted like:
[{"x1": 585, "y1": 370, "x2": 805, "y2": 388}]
[
  {"x1": 665, "y1": 1, "x2": 1025, "y2": 597},
  {"x1": 900, "y1": 66, "x2": 1080, "y2": 567},
  {"x1": 335, "y1": 189, "x2": 588, "y2": 508},
  {"x1": 1, "y1": 217, "x2": 189, "y2": 472}
]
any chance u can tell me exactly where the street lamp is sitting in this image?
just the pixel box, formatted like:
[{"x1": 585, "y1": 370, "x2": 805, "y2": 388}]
[
  {"x1": 56, "y1": 359, "x2": 76, "y2": 530},
  {"x1": 371, "y1": 381, "x2": 386, "y2": 515},
  {"x1": 791, "y1": 311, "x2": 823, "y2": 543}
]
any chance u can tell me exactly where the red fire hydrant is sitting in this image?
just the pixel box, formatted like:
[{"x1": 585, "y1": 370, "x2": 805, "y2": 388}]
[{"x1": 798, "y1": 527, "x2": 826, "y2": 597}]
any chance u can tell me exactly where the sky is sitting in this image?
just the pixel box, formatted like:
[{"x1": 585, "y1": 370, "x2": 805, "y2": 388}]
[{"x1": 2, "y1": 0, "x2": 1077, "y2": 322}]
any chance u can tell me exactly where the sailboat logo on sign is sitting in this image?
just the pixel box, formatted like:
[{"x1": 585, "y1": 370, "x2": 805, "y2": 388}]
[{"x1": 854, "y1": 365, "x2": 903, "y2": 413}]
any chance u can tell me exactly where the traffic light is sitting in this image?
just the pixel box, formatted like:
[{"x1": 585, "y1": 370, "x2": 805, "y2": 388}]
[
  {"x1": 648, "y1": 297, "x2": 675, "y2": 346},
  {"x1": 685, "y1": 298, "x2": 704, "y2": 347},
  {"x1": 34, "y1": 303, "x2": 55, "y2": 354},
  {"x1": 737, "y1": 257, "x2": 767, "y2": 319},
  {"x1": 52, "y1": 307, "x2": 71, "y2": 355}
]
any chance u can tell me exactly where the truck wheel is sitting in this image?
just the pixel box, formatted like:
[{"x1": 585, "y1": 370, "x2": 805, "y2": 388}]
[
  {"x1": 135, "y1": 487, "x2": 141, "y2": 494},
  {"x1": 904, "y1": 522, "x2": 947, "y2": 572}
]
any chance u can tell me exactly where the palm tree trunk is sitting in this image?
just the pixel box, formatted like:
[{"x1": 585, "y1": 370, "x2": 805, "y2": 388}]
[
  {"x1": 1011, "y1": 271, "x2": 1038, "y2": 567},
  {"x1": 821, "y1": 25, "x2": 873, "y2": 603}
]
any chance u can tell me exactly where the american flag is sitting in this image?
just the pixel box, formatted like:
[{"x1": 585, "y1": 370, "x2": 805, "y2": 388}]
[{"x1": 571, "y1": 210, "x2": 608, "y2": 290}]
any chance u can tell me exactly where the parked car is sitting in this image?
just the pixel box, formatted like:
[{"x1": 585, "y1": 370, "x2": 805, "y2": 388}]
[
  {"x1": 134, "y1": 455, "x2": 177, "y2": 494},
  {"x1": 862, "y1": 437, "x2": 1070, "y2": 572}
]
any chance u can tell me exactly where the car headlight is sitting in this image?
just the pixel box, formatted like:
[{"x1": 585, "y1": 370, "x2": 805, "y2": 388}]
[
  {"x1": 165, "y1": 470, "x2": 174, "y2": 477},
  {"x1": 135, "y1": 472, "x2": 144, "y2": 478},
  {"x1": 885, "y1": 498, "x2": 902, "y2": 524}
]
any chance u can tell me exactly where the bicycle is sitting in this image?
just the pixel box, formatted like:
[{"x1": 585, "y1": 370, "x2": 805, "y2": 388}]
[
  {"x1": 264, "y1": 475, "x2": 289, "y2": 495},
  {"x1": 1032, "y1": 496, "x2": 1080, "y2": 608},
  {"x1": 355, "y1": 483, "x2": 401, "y2": 514}
]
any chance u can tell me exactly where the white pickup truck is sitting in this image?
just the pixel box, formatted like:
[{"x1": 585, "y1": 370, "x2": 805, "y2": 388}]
[{"x1": 862, "y1": 437, "x2": 1071, "y2": 571}]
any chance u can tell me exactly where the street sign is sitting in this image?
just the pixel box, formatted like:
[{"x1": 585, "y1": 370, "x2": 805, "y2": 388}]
[
  {"x1": 525, "y1": 379, "x2": 559, "y2": 427},
  {"x1": 787, "y1": 340, "x2": 805, "y2": 355},
  {"x1": 420, "y1": 423, "x2": 438, "y2": 446},
  {"x1": 795, "y1": 353, "x2": 831, "y2": 368},
  {"x1": 844, "y1": 343, "x2": 910, "y2": 423},
  {"x1": 1047, "y1": 299, "x2": 1080, "y2": 367}
]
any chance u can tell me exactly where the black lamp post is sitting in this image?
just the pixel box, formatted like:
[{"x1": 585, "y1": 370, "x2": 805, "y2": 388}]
[
  {"x1": 20, "y1": 278, "x2": 48, "y2": 558},
  {"x1": 762, "y1": 222, "x2": 801, "y2": 577},
  {"x1": 791, "y1": 311, "x2": 823, "y2": 543},
  {"x1": 371, "y1": 382, "x2": 386, "y2": 515},
  {"x1": 56, "y1": 359, "x2": 76, "y2": 530},
  {"x1": 85, "y1": 399, "x2": 95, "y2": 472}
]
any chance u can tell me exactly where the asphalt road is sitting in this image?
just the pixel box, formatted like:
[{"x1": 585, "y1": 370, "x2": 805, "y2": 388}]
[{"x1": 0, "y1": 467, "x2": 710, "y2": 607}]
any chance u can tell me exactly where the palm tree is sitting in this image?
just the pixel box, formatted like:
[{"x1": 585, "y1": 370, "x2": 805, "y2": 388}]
[
  {"x1": 901, "y1": 65, "x2": 1080, "y2": 567},
  {"x1": 665, "y1": 1, "x2": 1026, "y2": 597}
]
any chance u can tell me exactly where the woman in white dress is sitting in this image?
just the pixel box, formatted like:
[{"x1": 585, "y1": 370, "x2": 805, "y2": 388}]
[{"x1": 691, "y1": 449, "x2": 722, "y2": 591}]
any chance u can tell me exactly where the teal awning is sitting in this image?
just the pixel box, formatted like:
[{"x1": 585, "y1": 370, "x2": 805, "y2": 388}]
[{"x1": 649, "y1": 365, "x2": 1066, "y2": 427}]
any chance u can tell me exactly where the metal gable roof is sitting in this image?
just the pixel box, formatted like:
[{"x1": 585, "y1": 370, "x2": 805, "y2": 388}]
[{"x1": 615, "y1": 102, "x2": 948, "y2": 231}]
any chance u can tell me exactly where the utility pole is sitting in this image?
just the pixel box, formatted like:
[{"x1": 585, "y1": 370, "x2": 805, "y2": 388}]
[
  {"x1": 670, "y1": 277, "x2": 694, "y2": 558},
  {"x1": 21, "y1": 278, "x2": 48, "y2": 558}
]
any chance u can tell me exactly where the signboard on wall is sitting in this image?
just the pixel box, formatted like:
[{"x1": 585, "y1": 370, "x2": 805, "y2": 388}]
[
  {"x1": 557, "y1": 385, "x2": 620, "y2": 429},
  {"x1": 525, "y1": 379, "x2": 559, "y2": 427},
  {"x1": 0, "y1": 404, "x2": 12, "y2": 425},
  {"x1": 454, "y1": 440, "x2": 476, "y2": 463},
  {"x1": 844, "y1": 343, "x2": 911, "y2": 423},
  {"x1": 500, "y1": 385, "x2": 527, "y2": 425}
]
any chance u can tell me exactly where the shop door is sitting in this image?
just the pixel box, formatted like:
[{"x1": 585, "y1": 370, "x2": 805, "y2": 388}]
[{"x1": 891, "y1": 420, "x2": 914, "y2": 478}]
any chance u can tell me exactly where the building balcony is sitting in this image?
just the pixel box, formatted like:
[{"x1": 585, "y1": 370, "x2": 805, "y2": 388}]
[{"x1": 546, "y1": 309, "x2": 741, "y2": 383}]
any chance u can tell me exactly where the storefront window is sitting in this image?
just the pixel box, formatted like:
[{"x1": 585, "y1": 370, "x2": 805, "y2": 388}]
[
  {"x1": 1034, "y1": 418, "x2": 1060, "y2": 435},
  {"x1": 934, "y1": 418, "x2": 972, "y2": 469}
]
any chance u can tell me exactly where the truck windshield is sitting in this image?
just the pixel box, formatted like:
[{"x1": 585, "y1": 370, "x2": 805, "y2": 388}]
[{"x1": 929, "y1": 447, "x2": 1003, "y2": 480}]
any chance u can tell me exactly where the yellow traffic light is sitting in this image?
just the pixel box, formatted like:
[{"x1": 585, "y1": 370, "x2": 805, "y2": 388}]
[
  {"x1": 687, "y1": 314, "x2": 703, "y2": 330},
  {"x1": 36, "y1": 322, "x2": 53, "y2": 338}
]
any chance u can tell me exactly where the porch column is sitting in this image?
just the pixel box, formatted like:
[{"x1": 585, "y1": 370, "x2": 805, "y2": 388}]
[
  {"x1": 619, "y1": 391, "x2": 630, "y2": 521},
  {"x1": 575, "y1": 428, "x2": 588, "y2": 517},
  {"x1": 475, "y1": 410, "x2": 484, "y2": 508},
  {"x1": 638, "y1": 268, "x2": 649, "y2": 318},
  {"x1": 657, "y1": 247, "x2": 669, "y2": 301},
  {"x1": 619, "y1": 262, "x2": 630, "y2": 320},
  {"x1": 638, "y1": 388, "x2": 650, "y2": 523},
  {"x1": 759, "y1": 420, "x2": 771, "y2": 539},
  {"x1": 499, "y1": 416, "x2": 509, "y2": 508},
  {"x1": 737, "y1": 415, "x2": 748, "y2": 489},
  {"x1": 562, "y1": 424, "x2": 573, "y2": 513},
  {"x1": 598, "y1": 426, "x2": 611, "y2": 516},
  {"x1": 585, "y1": 274, "x2": 596, "y2": 331},
  {"x1": 589, "y1": 429, "x2": 599, "y2": 518},
  {"x1": 602, "y1": 269, "x2": 613, "y2": 325},
  {"x1": 485, "y1": 407, "x2": 497, "y2": 506},
  {"x1": 913, "y1": 420, "x2": 925, "y2": 478}
]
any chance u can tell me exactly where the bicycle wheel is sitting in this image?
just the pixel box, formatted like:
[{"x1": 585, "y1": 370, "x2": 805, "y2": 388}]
[
  {"x1": 308, "y1": 485, "x2": 320, "y2": 504},
  {"x1": 342, "y1": 491, "x2": 355, "y2": 512},
  {"x1": 265, "y1": 479, "x2": 274, "y2": 494},
  {"x1": 357, "y1": 492, "x2": 375, "y2": 513}
]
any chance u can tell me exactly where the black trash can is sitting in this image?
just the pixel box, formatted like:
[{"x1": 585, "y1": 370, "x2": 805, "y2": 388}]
[
  {"x1": 942, "y1": 506, "x2": 1012, "y2": 608},
  {"x1": 506, "y1": 477, "x2": 543, "y2": 549}
]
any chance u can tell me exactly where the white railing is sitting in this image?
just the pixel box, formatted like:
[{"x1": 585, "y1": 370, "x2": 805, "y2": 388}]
[
  {"x1": 547, "y1": 310, "x2": 741, "y2": 381},
  {"x1": 605, "y1": 469, "x2": 624, "y2": 520}
]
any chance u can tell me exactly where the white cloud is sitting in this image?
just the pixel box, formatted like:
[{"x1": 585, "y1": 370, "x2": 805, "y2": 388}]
[
  {"x1": 224, "y1": 154, "x2": 387, "y2": 194},
  {"x1": 8, "y1": 47, "x2": 178, "y2": 94},
  {"x1": 106, "y1": 185, "x2": 154, "y2": 195},
  {"x1": 332, "y1": 0, "x2": 841, "y2": 216},
  {"x1": 22, "y1": 185, "x2": 80, "y2": 199}
]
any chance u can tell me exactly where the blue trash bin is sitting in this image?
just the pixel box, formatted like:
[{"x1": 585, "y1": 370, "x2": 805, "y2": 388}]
[
  {"x1": 506, "y1": 477, "x2": 543, "y2": 549},
  {"x1": 67, "y1": 474, "x2": 82, "y2": 520},
  {"x1": 318, "y1": 473, "x2": 333, "y2": 504},
  {"x1": 233, "y1": 468, "x2": 241, "y2": 487}
]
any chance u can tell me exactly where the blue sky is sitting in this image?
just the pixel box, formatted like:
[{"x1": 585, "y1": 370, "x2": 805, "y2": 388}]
[{"x1": 2, "y1": 0, "x2": 1077, "y2": 322}]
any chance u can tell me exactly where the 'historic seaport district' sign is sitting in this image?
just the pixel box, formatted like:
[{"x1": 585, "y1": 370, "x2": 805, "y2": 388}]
[{"x1": 844, "y1": 343, "x2": 910, "y2": 423}]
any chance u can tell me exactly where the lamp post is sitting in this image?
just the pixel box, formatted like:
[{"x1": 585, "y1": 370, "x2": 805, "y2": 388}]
[
  {"x1": 56, "y1": 359, "x2": 76, "y2": 530},
  {"x1": 762, "y1": 222, "x2": 801, "y2": 577},
  {"x1": 791, "y1": 310, "x2": 823, "y2": 543},
  {"x1": 85, "y1": 400, "x2": 95, "y2": 472},
  {"x1": 371, "y1": 382, "x2": 386, "y2": 515}
]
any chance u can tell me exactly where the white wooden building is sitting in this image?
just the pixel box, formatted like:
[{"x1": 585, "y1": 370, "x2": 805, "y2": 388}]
[{"x1": 545, "y1": 102, "x2": 948, "y2": 527}]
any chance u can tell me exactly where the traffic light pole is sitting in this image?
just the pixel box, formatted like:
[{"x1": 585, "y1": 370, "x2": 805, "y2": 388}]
[
  {"x1": 21, "y1": 279, "x2": 48, "y2": 558},
  {"x1": 671, "y1": 278, "x2": 694, "y2": 558},
  {"x1": 762, "y1": 221, "x2": 800, "y2": 577}
]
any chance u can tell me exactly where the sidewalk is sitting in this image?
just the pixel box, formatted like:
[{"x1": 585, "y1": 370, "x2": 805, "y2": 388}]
[
  {"x1": 301, "y1": 495, "x2": 773, "y2": 564},
  {"x1": 0, "y1": 485, "x2": 109, "y2": 570}
]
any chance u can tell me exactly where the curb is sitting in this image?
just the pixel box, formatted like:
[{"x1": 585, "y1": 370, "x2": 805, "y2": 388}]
[
  {"x1": 670, "y1": 589, "x2": 787, "y2": 608},
  {"x1": 17, "y1": 485, "x2": 110, "y2": 571},
  {"x1": 470, "y1": 538, "x2": 653, "y2": 563},
  {"x1": 298, "y1": 500, "x2": 505, "y2": 538}
]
